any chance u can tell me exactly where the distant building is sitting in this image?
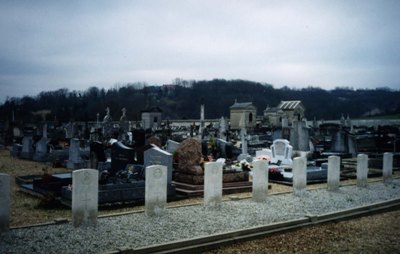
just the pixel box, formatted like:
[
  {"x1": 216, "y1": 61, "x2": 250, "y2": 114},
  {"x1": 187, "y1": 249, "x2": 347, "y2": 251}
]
[
  {"x1": 229, "y1": 100, "x2": 257, "y2": 130},
  {"x1": 264, "y1": 100, "x2": 305, "y2": 127},
  {"x1": 141, "y1": 107, "x2": 162, "y2": 130}
]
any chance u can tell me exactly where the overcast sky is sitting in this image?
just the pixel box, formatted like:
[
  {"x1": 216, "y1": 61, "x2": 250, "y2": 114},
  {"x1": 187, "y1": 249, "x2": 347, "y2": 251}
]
[{"x1": 1, "y1": 0, "x2": 399, "y2": 102}]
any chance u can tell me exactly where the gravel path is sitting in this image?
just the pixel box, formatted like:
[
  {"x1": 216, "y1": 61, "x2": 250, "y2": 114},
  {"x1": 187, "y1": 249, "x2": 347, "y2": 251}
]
[{"x1": 1, "y1": 180, "x2": 400, "y2": 254}]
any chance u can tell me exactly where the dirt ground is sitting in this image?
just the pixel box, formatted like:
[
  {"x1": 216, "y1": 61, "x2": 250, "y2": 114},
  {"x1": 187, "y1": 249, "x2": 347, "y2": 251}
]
[{"x1": 1, "y1": 147, "x2": 400, "y2": 253}]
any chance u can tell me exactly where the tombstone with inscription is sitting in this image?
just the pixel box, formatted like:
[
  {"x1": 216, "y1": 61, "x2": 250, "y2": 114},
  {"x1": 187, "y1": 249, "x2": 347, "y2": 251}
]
[
  {"x1": 144, "y1": 145, "x2": 173, "y2": 184},
  {"x1": 270, "y1": 139, "x2": 293, "y2": 165},
  {"x1": 72, "y1": 169, "x2": 98, "y2": 227},
  {"x1": 252, "y1": 160, "x2": 269, "y2": 202},
  {"x1": 293, "y1": 156, "x2": 307, "y2": 196},
  {"x1": 0, "y1": 173, "x2": 10, "y2": 232},
  {"x1": 357, "y1": 154, "x2": 369, "y2": 187},
  {"x1": 204, "y1": 162, "x2": 223, "y2": 206},
  {"x1": 20, "y1": 135, "x2": 34, "y2": 159},
  {"x1": 383, "y1": 152, "x2": 393, "y2": 183},
  {"x1": 327, "y1": 156, "x2": 340, "y2": 191},
  {"x1": 111, "y1": 141, "x2": 136, "y2": 175},
  {"x1": 145, "y1": 165, "x2": 167, "y2": 216}
]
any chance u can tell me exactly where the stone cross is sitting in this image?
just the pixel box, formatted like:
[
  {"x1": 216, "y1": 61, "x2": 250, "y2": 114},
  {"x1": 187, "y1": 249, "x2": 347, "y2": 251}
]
[
  {"x1": 219, "y1": 117, "x2": 227, "y2": 141},
  {"x1": 327, "y1": 156, "x2": 340, "y2": 191},
  {"x1": 204, "y1": 162, "x2": 223, "y2": 206},
  {"x1": 356, "y1": 154, "x2": 369, "y2": 187},
  {"x1": 293, "y1": 156, "x2": 307, "y2": 196},
  {"x1": 383, "y1": 152, "x2": 393, "y2": 183},
  {"x1": 0, "y1": 173, "x2": 10, "y2": 232},
  {"x1": 72, "y1": 169, "x2": 98, "y2": 227},
  {"x1": 252, "y1": 160, "x2": 269, "y2": 202},
  {"x1": 145, "y1": 165, "x2": 167, "y2": 216},
  {"x1": 240, "y1": 128, "x2": 248, "y2": 155}
]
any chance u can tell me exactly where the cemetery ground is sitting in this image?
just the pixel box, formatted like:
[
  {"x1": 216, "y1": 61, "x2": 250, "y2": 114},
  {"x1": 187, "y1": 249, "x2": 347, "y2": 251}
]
[{"x1": 1, "y1": 148, "x2": 400, "y2": 253}]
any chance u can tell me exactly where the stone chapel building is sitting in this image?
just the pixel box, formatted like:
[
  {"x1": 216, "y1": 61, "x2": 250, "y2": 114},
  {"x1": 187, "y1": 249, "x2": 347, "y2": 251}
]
[
  {"x1": 229, "y1": 100, "x2": 257, "y2": 130},
  {"x1": 264, "y1": 100, "x2": 305, "y2": 127}
]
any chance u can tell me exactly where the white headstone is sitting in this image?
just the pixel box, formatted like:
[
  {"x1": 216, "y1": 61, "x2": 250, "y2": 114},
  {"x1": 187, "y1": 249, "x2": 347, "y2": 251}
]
[
  {"x1": 270, "y1": 139, "x2": 293, "y2": 165},
  {"x1": 252, "y1": 160, "x2": 269, "y2": 202},
  {"x1": 145, "y1": 165, "x2": 167, "y2": 216},
  {"x1": 204, "y1": 162, "x2": 223, "y2": 206},
  {"x1": 0, "y1": 174, "x2": 10, "y2": 232},
  {"x1": 327, "y1": 156, "x2": 340, "y2": 191},
  {"x1": 72, "y1": 169, "x2": 98, "y2": 227},
  {"x1": 293, "y1": 156, "x2": 307, "y2": 196},
  {"x1": 356, "y1": 154, "x2": 369, "y2": 187},
  {"x1": 383, "y1": 152, "x2": 393, "y2": 183}
]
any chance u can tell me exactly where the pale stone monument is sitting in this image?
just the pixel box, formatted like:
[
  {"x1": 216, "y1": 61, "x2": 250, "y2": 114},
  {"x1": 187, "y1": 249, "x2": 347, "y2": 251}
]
[
  {"x1": 67, "y1": 138, "x2": 85, "y2": 170},
  {"x1": 293, "y1": 156, "x2": 307, "y2": 196},
  {"x1": 204, "y1": 162, "x2": 223, "y2": 206},
  {"x1": 103, "y1": 107, "x2": 113, "y2": 139},
  {"x1": 0, "y1": 173, "x2": 10, "y2": 232},
  {"x1": 270, "y1": 139, "x2": 293, "y2": 165},
  {"x1": 383, "y1": 152, "x2": 393, "y2": 183},
  {"x1": 290, "y1": 120, "x2": 310, "y2": 151},
  {"x1": 252, "y1": 160, "x2": 269, "y2": 202},
  {"x1": 145, "y1": 165, "x2": 167, "y2": 216},
  {"x1": 219, "y1": 117, "x2": 227, "y2": 141},
  {"x1": 327, "y1": 156, "x2": 340, "y2": 191},
  {"x1": 166, "y1": 139, "x2": 180, "y2": 154},
  {"x1": 357, "y1": 154, "x2": 369, "y2": 187},
  {"x1": 72, "y1": 169, "x2": 98, "y2": 227}
]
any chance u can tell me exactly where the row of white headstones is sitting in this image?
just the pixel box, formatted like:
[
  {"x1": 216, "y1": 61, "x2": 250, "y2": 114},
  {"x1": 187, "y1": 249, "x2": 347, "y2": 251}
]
[{"x1": 0, "y1": 153, "x2": 394, "y2": 230}]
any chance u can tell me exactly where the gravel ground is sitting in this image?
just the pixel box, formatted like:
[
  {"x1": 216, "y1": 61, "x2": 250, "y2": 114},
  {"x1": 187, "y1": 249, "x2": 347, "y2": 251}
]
[
  {"x1": 1, "y1": 180, "x2": 400, "y2": 254},
  {"x1": 207, "y1": 209, "x2": 400, "y2": 254}
]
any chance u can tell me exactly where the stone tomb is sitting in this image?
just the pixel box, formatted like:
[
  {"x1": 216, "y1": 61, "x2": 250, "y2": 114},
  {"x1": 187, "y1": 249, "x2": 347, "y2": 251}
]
[
  {"x1": 145, "y1": 165, "x2": 167, "y2": 216},
  {"x1": 252, "y1": 160, "x2": 269, "y2": 202},
  {"x1": 204, "y1": 162, "x2": 223, "y2": 206},
  {"x1": 144, "y1": 145, "x2": 173, "y2": 184},
  {"x1": 72, "y1": 169, "x2": 98, "y2": 227},
  {"x1": 0, "y1": 173, "x2": 10, "y2": 232},
  {"x1": 270, "y1": 139, "x2": 293, "y2": 165}
]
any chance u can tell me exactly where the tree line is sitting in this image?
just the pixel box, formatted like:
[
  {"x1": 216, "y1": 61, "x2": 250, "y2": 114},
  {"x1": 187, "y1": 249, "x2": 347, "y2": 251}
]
[{"x1": 1, "y1": 79, "x2": 399, "y2": 125}]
